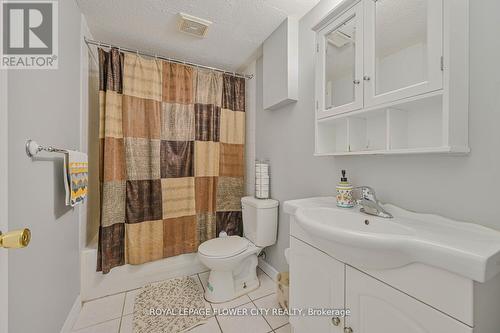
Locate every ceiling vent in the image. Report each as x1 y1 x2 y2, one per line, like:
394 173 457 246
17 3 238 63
178 13 212 38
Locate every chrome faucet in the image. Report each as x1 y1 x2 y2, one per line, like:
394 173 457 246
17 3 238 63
353 186 393 218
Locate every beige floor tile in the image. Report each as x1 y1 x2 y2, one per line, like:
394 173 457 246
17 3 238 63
216 303 272 333
198 271 210 291
191 274 213 314
123 289 141 316
187 316 221 332
210 294 252 310
119 314 133 333
274 323 291 333
72 318 120 333
73 293 125 330
248 269 275 300
252 293 288 329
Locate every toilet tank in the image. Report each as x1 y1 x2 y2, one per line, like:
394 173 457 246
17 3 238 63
241 196 279 247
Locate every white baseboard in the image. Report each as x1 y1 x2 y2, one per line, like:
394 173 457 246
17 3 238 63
258 258 280 281
60 294 81 333
81 248 208 301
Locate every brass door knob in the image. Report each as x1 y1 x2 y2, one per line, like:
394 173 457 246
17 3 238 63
332 317 341 326
0 229 31 249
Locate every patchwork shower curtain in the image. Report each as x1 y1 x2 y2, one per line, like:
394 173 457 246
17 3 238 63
97 48 245 273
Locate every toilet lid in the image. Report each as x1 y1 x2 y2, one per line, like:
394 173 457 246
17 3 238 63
198 236 250 258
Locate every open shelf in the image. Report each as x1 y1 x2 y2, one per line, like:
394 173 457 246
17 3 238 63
348 110 387 152
315 92 468 156
388 94 443 150
316 117 348 154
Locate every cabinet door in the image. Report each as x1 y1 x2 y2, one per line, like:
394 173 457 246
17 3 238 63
363 0 443 107
316 2 364 118
289 237 345 333
344 267 473 333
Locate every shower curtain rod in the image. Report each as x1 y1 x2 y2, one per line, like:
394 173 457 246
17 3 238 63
84 37 254 80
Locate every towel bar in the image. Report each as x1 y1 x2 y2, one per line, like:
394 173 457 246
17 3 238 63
25 139 69 158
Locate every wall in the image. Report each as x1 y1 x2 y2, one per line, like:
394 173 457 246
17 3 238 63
255 0 500 273
7 0 83 332
244 61 257 197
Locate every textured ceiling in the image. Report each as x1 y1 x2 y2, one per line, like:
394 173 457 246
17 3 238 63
77 0 321 72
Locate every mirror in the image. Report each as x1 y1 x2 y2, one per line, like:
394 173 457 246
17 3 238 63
375 0 428 95
324 14 357 109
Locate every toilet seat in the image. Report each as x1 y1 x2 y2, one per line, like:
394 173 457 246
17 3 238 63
198 236 250 258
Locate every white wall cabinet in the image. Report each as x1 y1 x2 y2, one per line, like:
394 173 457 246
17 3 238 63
316 3 363 117
314 0 469 155
263 17 299 110
363 0 444 107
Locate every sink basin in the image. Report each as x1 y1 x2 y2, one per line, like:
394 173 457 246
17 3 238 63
288 198 500 282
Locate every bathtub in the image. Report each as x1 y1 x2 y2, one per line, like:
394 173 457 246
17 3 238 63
80 246 207 301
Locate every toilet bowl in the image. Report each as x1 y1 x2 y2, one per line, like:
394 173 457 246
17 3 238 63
198 236 261 303
197 197 279 303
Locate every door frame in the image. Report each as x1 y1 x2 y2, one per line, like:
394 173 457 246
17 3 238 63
0 66 8 333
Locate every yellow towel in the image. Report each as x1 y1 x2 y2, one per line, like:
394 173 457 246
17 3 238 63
64 150 88 207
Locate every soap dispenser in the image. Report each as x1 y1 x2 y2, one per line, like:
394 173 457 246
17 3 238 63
336 170 354 208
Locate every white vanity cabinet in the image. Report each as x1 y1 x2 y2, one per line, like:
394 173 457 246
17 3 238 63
289 236 478 333
345 267 472 333
285 198 500 333
289 237 345 332
314 0 469 155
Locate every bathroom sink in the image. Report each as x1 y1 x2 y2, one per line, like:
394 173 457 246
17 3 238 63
289 199 500 282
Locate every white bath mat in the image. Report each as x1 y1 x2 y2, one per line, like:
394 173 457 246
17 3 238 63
133 276 208 333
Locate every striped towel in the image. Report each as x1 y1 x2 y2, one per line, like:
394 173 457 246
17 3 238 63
63 150 88 207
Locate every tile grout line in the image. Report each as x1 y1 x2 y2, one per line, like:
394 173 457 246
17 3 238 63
83 289 134 304
118 291 127 333
214 314 224 333
196 274 206 292
249 291 276 302
72 316 122 332
273 322 289 331
250 298 274 333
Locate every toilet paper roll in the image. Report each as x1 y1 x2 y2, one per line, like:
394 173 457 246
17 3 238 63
256 178 270 185
255 183 270 191
256 189 269 199
255 164 269 173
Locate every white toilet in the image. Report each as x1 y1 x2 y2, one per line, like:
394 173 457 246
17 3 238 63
197 196 279 303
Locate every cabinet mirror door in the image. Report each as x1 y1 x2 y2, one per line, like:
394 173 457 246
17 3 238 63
364 0 443 107
317 3 363 118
